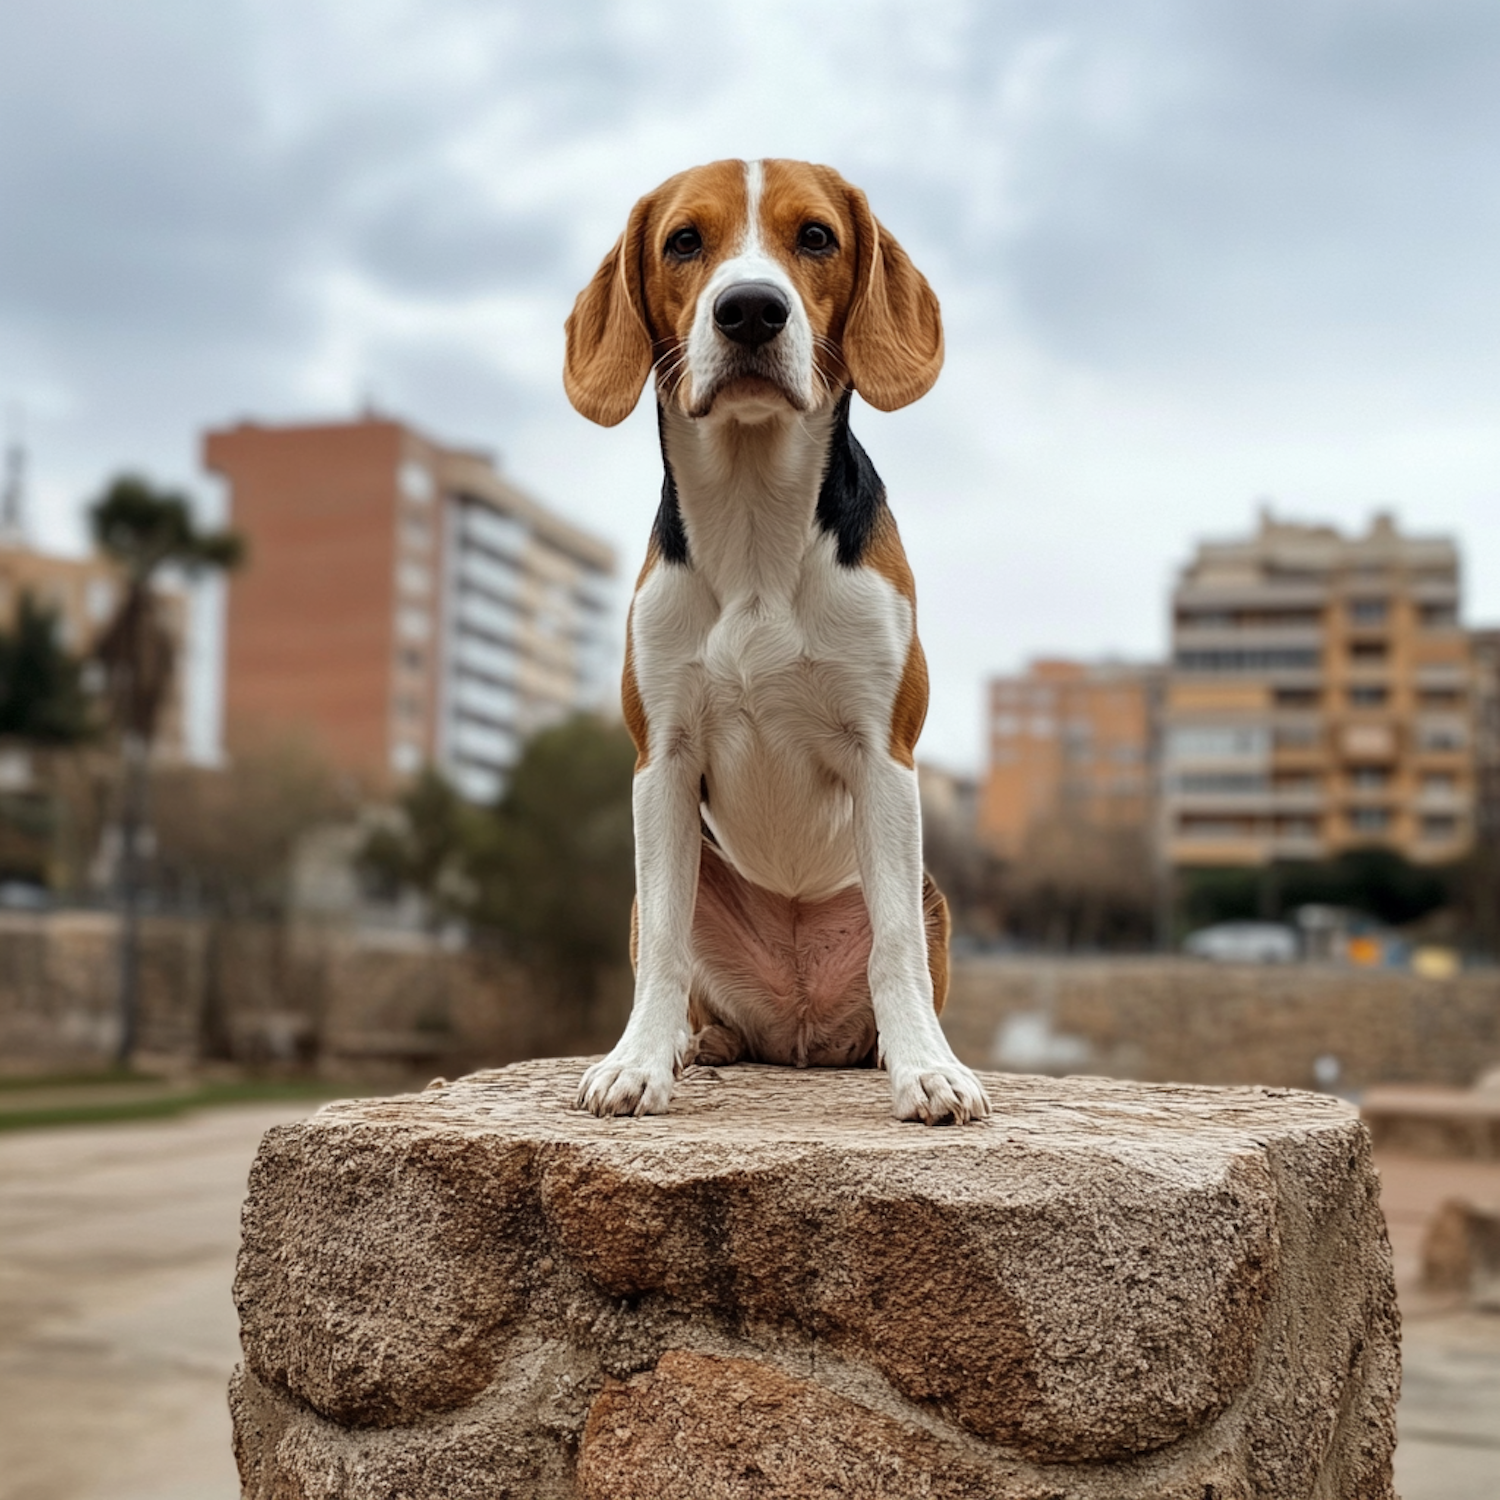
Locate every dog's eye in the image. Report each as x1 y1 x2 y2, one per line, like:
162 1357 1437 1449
666 227 702 259
797 222 837 254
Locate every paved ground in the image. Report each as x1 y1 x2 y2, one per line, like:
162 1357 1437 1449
0 1105 314 1500
0 1108 1497 1499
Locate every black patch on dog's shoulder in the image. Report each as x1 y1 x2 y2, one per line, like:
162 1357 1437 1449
815 392 885 567
653 403 691 566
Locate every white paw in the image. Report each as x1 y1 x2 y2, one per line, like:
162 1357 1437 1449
889 1060 992 1126
575 1052 677 1117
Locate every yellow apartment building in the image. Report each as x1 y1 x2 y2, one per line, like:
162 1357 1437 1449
1164 511 1475 868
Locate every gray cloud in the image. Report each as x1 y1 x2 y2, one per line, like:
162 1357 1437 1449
1 0 1498 767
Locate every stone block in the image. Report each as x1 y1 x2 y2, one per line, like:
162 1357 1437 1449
232 1059 1399 1498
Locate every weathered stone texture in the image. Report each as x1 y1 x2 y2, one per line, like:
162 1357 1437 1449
232 1058 1399 1499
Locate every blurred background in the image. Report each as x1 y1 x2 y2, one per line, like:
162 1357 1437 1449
2 2 1499 1498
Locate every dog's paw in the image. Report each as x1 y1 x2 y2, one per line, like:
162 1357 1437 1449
574 1053 676 1118
889 1060 992 1126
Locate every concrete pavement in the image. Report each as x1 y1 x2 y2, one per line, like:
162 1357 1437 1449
1 1105 1497 1499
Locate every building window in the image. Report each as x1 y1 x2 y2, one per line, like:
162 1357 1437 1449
402 517 431 553
1276 817 1320 838
1166 725 1269 761
1418 721 1467 752
1348 807 1392 833
1274 688 1320 709
399 461 434 505
1273 773 1318 792
1175 648 1320 672
399 648 425 674
390 741 423 774
1419 603 1457 629
1274 722 1321 749
1348 642 1387 664
397 560 430 598
1420 814 1458 841
86 577 117 623
1421 772 1457 793
397 605 431 642
1178 817 1257 840
1348 767 1390 790
1347 685 1388 708
1347 598 1388 625
992 714 1019 737
1174 772 1267 794
1417 688 1463 709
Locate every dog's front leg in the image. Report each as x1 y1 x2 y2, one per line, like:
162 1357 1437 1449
852 756 992 1125
575 748 701 1117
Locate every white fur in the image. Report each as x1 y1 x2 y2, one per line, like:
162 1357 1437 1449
683 160 818 416
576 162 989 1125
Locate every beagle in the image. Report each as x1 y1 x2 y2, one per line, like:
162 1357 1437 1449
565 158 991 1126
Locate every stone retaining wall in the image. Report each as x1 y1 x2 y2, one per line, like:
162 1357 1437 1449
945 954 1500 1091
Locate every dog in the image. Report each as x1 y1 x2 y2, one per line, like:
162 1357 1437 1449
564 158 991 1126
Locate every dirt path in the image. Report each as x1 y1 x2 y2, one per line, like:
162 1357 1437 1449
1 1109 1498 1499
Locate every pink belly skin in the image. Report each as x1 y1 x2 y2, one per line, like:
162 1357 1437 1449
689 842 879 1068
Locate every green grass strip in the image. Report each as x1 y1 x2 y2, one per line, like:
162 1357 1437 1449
0 1079 369 1132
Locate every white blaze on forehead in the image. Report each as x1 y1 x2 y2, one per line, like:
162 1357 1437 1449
681 156 816 413
742 159 765 257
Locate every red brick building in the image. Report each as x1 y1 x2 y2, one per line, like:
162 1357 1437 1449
204 417 615 797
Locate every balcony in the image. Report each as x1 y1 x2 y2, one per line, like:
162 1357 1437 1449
1172 624 1324 652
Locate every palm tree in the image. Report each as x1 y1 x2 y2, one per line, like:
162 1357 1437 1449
89 475 245 1064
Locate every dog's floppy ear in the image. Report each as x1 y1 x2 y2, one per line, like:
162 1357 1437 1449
564 195 656 427
842 187 944 412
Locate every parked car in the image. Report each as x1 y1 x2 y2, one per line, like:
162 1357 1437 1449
1183 921 1298 964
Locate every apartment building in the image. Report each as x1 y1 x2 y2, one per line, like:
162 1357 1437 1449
204 417 615 801
1163 511 1475 868
1473 627 1500 855
979 659 1161 859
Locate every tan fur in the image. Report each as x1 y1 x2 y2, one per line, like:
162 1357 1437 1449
863 509 928 768
563 159 943 426
923 875 951 1012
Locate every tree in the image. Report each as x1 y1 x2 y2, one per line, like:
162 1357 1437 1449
361 717 638 1038
468 716 637 1010
89 474 245 1063
0 592 97 887
358 765 484 928
0 591 95 743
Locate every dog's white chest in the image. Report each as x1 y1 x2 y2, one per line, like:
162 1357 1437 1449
632 544 914 900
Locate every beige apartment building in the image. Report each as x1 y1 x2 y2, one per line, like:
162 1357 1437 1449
1163 511 1475 868
1473 627 1500 856
205 416 616 800
0 537 189 758
979 658 1161 859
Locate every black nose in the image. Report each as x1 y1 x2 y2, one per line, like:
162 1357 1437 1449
713 281 790 348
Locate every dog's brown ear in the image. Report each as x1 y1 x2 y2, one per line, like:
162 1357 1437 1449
842 187 944 412
564 196 655 427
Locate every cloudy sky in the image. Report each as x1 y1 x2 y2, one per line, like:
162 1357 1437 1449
3 0 1499 771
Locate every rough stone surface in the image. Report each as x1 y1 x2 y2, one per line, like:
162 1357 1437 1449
232 1058 1399 1499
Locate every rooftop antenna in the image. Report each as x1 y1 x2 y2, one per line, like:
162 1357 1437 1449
1 402 25 544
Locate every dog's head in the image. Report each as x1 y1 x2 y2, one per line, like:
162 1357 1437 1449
564 159 943 427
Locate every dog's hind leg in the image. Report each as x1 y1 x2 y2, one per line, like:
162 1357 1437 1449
684 1006 748 1068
